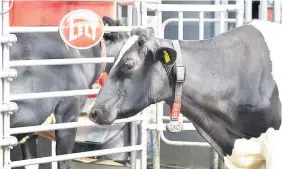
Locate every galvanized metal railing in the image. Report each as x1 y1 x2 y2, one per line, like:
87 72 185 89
1 1 282 169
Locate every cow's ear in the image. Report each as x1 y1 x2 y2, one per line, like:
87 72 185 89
102 16 115 26
154 47 177 65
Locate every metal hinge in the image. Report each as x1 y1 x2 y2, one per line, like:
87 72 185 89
0 136 18 147
0 34 17 45
0 69 17 80
0 102 18 113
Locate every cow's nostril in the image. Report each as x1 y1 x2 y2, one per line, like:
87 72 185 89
90 111 97 119
89 105 105 123
89 109 99 122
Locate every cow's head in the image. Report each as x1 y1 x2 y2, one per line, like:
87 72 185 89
89 27 178 125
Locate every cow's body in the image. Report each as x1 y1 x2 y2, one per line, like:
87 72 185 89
174 21 281 157
91 20 282 168
10 31 102 169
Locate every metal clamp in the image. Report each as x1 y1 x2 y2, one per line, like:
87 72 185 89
166 121 183 132
1 136 18 147
0 69 17 79
0 102 18 113
176 65 186 82
0 34 17 44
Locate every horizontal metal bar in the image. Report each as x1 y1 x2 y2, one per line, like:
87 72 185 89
10 145 143 168
162 116 190 122
160 132 211 147
148 4 240 12
163 18 236 27
9 26 143 33
147 123 195 131
10 116 143 135
10 89 100 101
10 57 114 67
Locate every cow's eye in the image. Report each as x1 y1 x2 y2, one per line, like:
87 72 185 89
124 60 136 70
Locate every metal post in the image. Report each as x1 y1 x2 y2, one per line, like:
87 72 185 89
244 0 253 23
157 11 163 38
0 0 4 168
153 103 162 169
127 5 133 26
152 10 163 169
130 121 137 169
220 11 225 33
141 0 148 28
140 108 148 169
273 0 281 23
178 11 183 40
133 2 141 26
199 11 204 40
140 2 148 168
51 141 57 169
130 3 141 168
117 3 123 21
2 0 11 168
213 0 220 37
259 0 268 21
236 0 244 27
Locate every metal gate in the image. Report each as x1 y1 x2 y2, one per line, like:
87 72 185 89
0 1 281 169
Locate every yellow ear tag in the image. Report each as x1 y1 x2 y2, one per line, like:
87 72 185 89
105 23 109 26
163 50 170 63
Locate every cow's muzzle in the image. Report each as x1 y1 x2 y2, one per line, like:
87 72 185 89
89 105 114 125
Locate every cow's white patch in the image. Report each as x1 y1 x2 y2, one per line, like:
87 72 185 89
25 164 39 169
110 35 139 70
224 128 282 169
248 20 282 103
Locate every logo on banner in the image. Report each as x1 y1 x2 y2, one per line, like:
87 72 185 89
59 9 105 49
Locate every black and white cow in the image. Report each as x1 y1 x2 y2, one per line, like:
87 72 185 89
90 20 282 168
9 16 129 169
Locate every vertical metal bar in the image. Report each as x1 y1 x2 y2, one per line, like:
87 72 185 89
141 1 148 28
157 11 163 38
141 2 148 169
236 0 244 27
0 0 4 168
259 0 268 21
117 3 122 21
273 0 281 23
153 102 163 169
133 2 141 26
130 2 141 167
199 11 204 40
51 141 57 169
178 11 183 40
244 0 252 23
3 0 11 168
127 5 133 26
130 121 137 169
213 0 220 37
220 11 225 33
152 10 162 169
141 108 148 169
